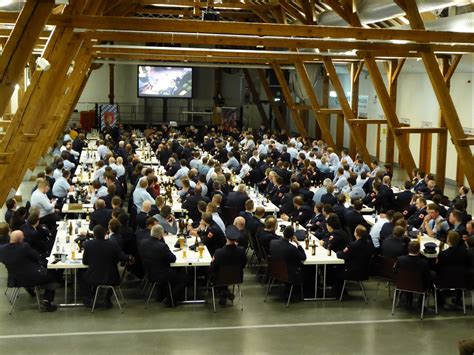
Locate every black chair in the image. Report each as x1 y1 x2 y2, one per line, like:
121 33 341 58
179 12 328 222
372 255 396 301
434 267 467 314
391 269 431 320
264 256 303 307
208 264 244 312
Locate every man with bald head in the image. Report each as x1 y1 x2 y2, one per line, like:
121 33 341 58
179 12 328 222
225 216 247 250
136 200 153 230
0 230 58 311
89 199 112 230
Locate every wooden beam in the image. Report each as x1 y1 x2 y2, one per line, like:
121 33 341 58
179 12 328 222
349 61 363 156
322 57 371 164
436 57 449 190
0 13 470 45
386 59 405 164
294 61 335 146
444 54 462 83
271 62 308 137
0 0 54 119
455 138 474 146
256 69 289 133
394 127 448 134
317 108 343 114
391 58 406 82
363 55 417 178
347 119 387 125
242 68 271 128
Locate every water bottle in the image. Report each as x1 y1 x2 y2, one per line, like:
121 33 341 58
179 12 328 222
372 211 377 223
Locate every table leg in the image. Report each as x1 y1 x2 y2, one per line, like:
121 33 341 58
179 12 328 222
314 264 319 299
193 266 197 302
64 269 68 304
74 269 77 305
323 265 327 299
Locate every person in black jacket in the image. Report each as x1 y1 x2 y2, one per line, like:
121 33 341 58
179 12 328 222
320 184 337 206
395 181 414 212
279 182 300 216
182 185 210 225
4 198 16 226
344 199 372 237
335 225 375 297
290 196 313 227
89 199 113 230
224 184 248 212
0 230 57 311
190 213 225 256
381 225 409 259
210 226 247 306
319 213 348 253
407 196 428 230
139 224 184 305
82 225 132 308
21 211 51 264
257 216 280 257
269 226 306 284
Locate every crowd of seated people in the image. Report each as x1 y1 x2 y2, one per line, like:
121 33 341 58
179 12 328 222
0 122 473 312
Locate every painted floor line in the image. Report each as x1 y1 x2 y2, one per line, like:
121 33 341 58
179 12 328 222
0 315 473 340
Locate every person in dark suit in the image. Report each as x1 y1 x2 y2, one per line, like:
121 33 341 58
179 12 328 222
100 184 116 210
224 184 248 212
335 225 375 296
381 225 409 259
269 226 306 285
108 218 124 250
89 199 113 230
190 213 225 256
21 211 51 264
451 186 469 211
182 185 210 224
395 181 414 212
165 158 180 177
82 225 132 308
210 225 247 306
0 230 57 311
290 196 313 227
136 217 157 245
407 196 428 230
269 176 287 206
136 200 153 230
4 198 16 225
72 133 85 154
279 182 300 216
380 211 404 243
257 216 280 257
0 222 9 244
307 203 326 232
319 213 348 253
449 209 468 242
139 224 184 305
321 184 337 206
394 241 433 302
343 199 371 237
243 205 265 239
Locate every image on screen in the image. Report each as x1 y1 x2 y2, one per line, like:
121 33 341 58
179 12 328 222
138 66 193 98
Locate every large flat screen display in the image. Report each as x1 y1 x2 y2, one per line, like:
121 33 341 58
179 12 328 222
137 66 193 98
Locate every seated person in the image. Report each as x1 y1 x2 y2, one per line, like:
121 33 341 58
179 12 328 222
0 230 58 311
82 225 133 308
380 225 409 259
257 216 279 257
209 226 247 306
153 205 178 235
319 213 348 253
89 199 112 230
189 212 225 256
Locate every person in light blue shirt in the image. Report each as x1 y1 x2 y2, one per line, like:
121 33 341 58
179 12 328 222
97 140 110 160
174 159 189 188
133 179 155 212
189 152 202 171
333 167 348 191
52 170 73 198
313 178 332 204
317 156 331 174
90 180 108 205
352 157 370 175
348 176 366 200
223 151 240 172
153 205 177 235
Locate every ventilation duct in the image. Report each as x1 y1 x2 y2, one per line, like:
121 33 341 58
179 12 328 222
317 0 472 26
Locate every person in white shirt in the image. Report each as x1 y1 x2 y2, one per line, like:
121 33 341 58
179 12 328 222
369 160 381 178
53 162 64 181
333 167 348 191
341 150 354 167
97 140 110 160
287 143 298 162
244 135 255 151
327 147 340 168
114 157 126 178
238 158 251 180
93 160 107 184
207 203 225 234
257 140 268 155
30 180 58 228
370 209 389 249
52 170 74 199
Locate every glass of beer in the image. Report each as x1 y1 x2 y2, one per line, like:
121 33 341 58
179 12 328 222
182 248 187 258
198 243 204 258
71 250 76 260
179 235 185 249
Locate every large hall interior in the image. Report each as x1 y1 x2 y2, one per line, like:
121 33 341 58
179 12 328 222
0 1 473 354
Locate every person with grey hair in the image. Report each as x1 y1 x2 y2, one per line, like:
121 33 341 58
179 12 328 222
313 178 332 204
138 224 184 306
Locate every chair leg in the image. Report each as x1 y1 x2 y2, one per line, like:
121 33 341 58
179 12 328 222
359 282 368 304
91 286 101 313
391 289 397 315
471 290 474 311
264 278 274 302
462 289 466 315
339 280 346 302
204 279 210 300
9 288 20 315
373 282 380 302
168 283 174 308
420 293 426 320
434 288 438 315
111 287 123 313
211 287 216 313
231 285 235 304
300 282 304 301
239 285 243 311
117 287 125 305
34 287 41 311
286 284 294 308
145 283 157 307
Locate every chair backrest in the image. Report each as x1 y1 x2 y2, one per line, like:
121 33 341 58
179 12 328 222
437 266 467 289
373 255 396 280
214 264 244 287
395 269 425 293
266 256 289 283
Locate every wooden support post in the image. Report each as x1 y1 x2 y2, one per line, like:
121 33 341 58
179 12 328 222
0 0 54 119
294 61 335 146
349 61 363 156
363 55 417 178
271 63 308 137
319 67 330 140
108 63 115 104
336 113 344 150
256 69 289 133
419 133 432 173
322 57 371 164
242 68 270 128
